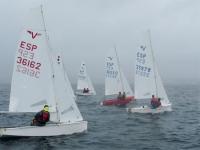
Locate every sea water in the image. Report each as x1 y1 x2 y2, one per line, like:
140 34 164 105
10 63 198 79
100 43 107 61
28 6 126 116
0 82 199 150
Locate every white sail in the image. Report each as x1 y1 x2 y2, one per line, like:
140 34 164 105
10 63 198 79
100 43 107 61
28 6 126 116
52 54 83 123
9 7 57 112
134 33 170 105
59 53 76 99
121 71 134 96
77 62 96 94
105 48 133 96
64 70 76 99
155 66 170 105
87 76 96 95
0 5 87 137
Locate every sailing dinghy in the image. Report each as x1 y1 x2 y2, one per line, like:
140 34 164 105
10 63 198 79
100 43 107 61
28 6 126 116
75 62 96 96
101 48 134 106
127 32 172 113
0 6 87 137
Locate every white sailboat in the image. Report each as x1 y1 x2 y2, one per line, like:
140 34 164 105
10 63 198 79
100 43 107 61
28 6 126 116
0 6 87 137
75 62 96 96
127 32 172 113
101 48 134 106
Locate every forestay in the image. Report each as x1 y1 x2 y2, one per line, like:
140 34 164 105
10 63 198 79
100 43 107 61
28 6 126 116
105 48 133 96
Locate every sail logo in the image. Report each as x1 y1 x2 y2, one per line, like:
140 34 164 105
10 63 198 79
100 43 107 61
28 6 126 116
140 45 146 51
27 30 41 39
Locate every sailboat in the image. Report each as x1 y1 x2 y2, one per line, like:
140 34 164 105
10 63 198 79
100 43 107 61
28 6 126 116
101 48 134 106
127 32 172 113
75 62 96 96
0 6 87 137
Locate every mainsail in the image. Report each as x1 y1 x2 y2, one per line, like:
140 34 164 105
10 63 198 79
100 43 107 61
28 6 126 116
105 48 133 96
9 7 56 112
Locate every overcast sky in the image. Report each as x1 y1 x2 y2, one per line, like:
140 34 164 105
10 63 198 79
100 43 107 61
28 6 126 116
0 0 199 84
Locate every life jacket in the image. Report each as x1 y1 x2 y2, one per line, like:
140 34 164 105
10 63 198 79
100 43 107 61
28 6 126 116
42 111 49 122
151 98 161 108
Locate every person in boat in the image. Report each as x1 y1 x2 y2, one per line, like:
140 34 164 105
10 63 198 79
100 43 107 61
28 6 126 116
151 95 161 109
117 92 122 99
83 88 86 93
31 105 50 126
86 88 89 93
122 92 126 99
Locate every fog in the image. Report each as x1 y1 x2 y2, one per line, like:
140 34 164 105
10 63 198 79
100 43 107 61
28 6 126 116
0 0 199 84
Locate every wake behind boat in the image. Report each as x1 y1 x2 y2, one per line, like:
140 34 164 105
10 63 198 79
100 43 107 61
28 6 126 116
101 48 134 106
127 104 172 114
127 31 172 113
0 5 87 137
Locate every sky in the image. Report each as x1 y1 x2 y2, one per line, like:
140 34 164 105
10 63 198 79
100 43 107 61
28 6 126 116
0 0 199 84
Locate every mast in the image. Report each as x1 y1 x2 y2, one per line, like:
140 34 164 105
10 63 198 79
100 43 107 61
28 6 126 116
114 46 125 93
40 5 60 122
148 30 158 97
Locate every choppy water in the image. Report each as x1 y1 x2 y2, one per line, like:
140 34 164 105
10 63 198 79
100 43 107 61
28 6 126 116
0 82 199 150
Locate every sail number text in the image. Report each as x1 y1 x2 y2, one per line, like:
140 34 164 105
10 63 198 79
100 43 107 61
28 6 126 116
136 51 151 78
106 62 118 78
17 57 41 70
20 41 37 51
15 40 41 78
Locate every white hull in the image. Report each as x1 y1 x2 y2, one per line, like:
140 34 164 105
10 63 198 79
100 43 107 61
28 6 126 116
0 120 87 137
127 104 172 114
75 91 95 96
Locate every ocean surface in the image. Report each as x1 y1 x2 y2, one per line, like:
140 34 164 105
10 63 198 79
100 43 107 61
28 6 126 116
0 82 199 150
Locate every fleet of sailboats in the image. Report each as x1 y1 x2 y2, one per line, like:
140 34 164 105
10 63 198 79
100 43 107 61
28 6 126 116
0 4 173 138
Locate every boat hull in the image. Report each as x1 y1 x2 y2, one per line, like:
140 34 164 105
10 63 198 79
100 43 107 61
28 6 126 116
126 104 172 113
101 96 134 106
0 120 87 137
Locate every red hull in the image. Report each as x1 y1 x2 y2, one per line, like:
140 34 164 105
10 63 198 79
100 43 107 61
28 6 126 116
101 96 134 106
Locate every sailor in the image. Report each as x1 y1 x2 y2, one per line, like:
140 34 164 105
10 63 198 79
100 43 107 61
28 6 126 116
31 105 50 126
83 88 86 93
117 92 122 99
151 95 161 109
86 88 89 93
122 92 126 99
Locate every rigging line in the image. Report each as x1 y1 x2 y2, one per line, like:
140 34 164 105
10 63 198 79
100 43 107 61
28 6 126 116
148 30 158 97
114 46 125 93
